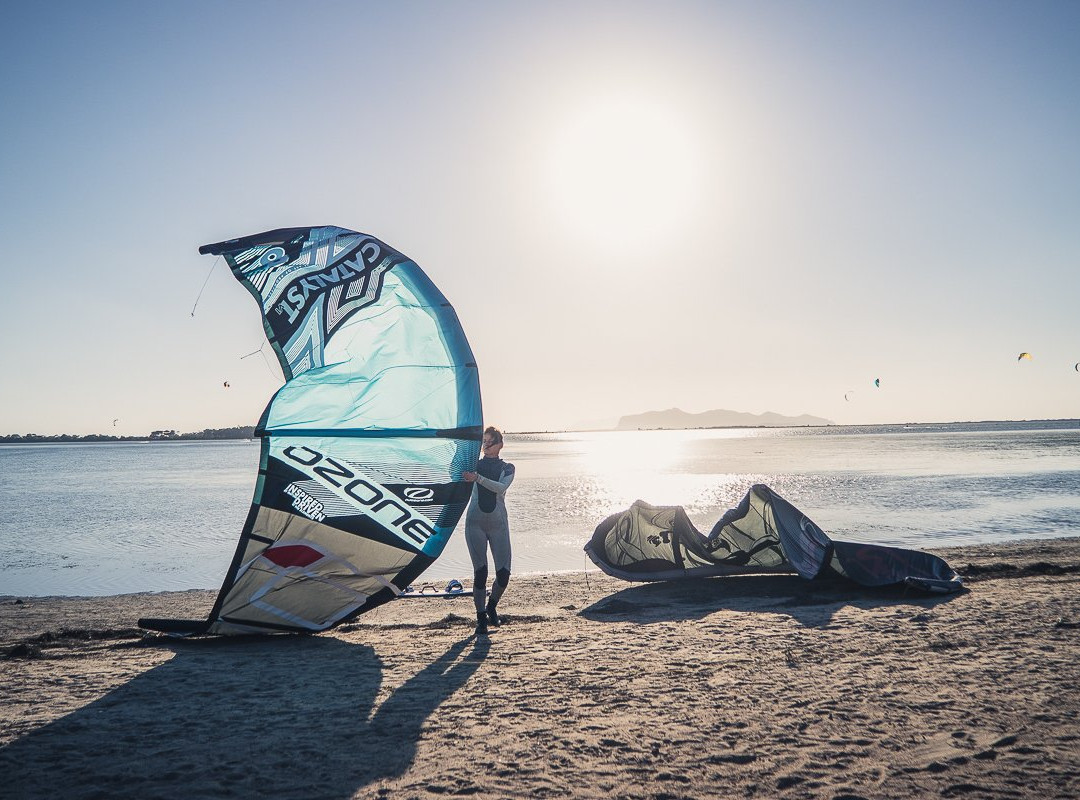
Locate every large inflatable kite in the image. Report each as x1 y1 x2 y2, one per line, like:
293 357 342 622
140 226 482 635
585 484 962 593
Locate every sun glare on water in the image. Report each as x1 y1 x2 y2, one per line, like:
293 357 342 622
544 93 701 253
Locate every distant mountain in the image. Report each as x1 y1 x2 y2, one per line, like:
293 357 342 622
566 416 621 432
616 408 833 430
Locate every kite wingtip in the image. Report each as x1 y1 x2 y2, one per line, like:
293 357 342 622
137 618 211 635
198 241 230 256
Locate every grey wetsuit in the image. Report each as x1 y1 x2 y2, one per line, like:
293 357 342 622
465 457 515 614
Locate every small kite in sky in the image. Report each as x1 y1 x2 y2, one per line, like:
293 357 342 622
223 381 231 388
873 378 881 388
844 391 856 402
1018 352 1032 361
113 418 119 427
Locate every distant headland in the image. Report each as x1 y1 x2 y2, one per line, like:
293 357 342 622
0 426 257 444
615 408 833 430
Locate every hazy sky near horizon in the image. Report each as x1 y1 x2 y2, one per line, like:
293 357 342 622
2 0 1078 435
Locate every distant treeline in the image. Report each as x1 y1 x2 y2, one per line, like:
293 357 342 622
0 426 258 444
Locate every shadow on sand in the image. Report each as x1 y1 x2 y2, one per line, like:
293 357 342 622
2 633 489 799
580 574 964 627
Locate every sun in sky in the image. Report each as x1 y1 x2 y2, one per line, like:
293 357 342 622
543 91 703 253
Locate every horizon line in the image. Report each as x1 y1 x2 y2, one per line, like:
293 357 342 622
3 417 1078 442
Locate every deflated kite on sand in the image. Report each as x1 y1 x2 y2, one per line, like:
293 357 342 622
585 484 962 593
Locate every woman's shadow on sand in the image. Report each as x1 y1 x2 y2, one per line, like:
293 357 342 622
2 633 489 799
581 574 963 627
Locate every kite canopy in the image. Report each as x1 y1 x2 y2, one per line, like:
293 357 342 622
584 484 963 593
140 226 481 636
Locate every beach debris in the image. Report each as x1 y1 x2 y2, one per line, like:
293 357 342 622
139 226 482 637
585 484 963 593
32 627 142 643
705 753 758 765
591 598 642 615
3 643 43 660
4 627 143 659
959 561 1080 580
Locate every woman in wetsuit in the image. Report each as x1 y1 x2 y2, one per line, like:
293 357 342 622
462 426 515 636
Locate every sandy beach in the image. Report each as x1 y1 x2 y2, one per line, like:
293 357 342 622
2 537 1078 800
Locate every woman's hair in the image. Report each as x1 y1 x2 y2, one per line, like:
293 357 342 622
484 426 503 444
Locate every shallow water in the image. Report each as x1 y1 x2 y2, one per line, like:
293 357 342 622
1 422 1078 597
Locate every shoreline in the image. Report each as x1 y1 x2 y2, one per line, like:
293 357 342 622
3 535 1077 606
3 537 1078 798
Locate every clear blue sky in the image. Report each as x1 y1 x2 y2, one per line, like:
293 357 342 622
2 0 1078 435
